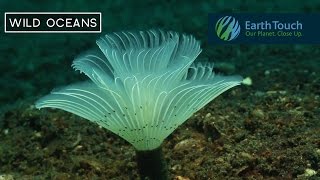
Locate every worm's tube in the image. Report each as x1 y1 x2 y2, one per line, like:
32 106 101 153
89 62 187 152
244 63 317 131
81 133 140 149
136 146 168 180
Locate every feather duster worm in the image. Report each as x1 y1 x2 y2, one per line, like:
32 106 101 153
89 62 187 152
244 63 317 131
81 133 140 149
36 30 242 179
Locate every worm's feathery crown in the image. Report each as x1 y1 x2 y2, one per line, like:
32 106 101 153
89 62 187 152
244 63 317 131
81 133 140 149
36 30 242 150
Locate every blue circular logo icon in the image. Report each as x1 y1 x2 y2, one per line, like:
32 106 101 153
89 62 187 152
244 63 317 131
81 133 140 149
215 16 240 41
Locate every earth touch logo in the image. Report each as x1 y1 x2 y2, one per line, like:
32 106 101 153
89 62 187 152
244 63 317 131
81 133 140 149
210 14 319 44
215 16 240 41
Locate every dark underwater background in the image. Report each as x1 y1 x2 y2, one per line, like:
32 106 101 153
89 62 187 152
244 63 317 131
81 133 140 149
0 0 319 179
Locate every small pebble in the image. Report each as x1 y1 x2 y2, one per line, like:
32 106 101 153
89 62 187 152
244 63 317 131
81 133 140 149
175 176 190 180
174 138 201 151
171 164 182 171
252 109 265 119
264 70 270 76
254 91 265 97
34 132 42 138
74 145 83 151
0 174 14 180
3 129 9 135
304 168 317 177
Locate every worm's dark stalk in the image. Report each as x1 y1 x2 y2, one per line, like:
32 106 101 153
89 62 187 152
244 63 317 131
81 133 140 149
136 146 168 180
